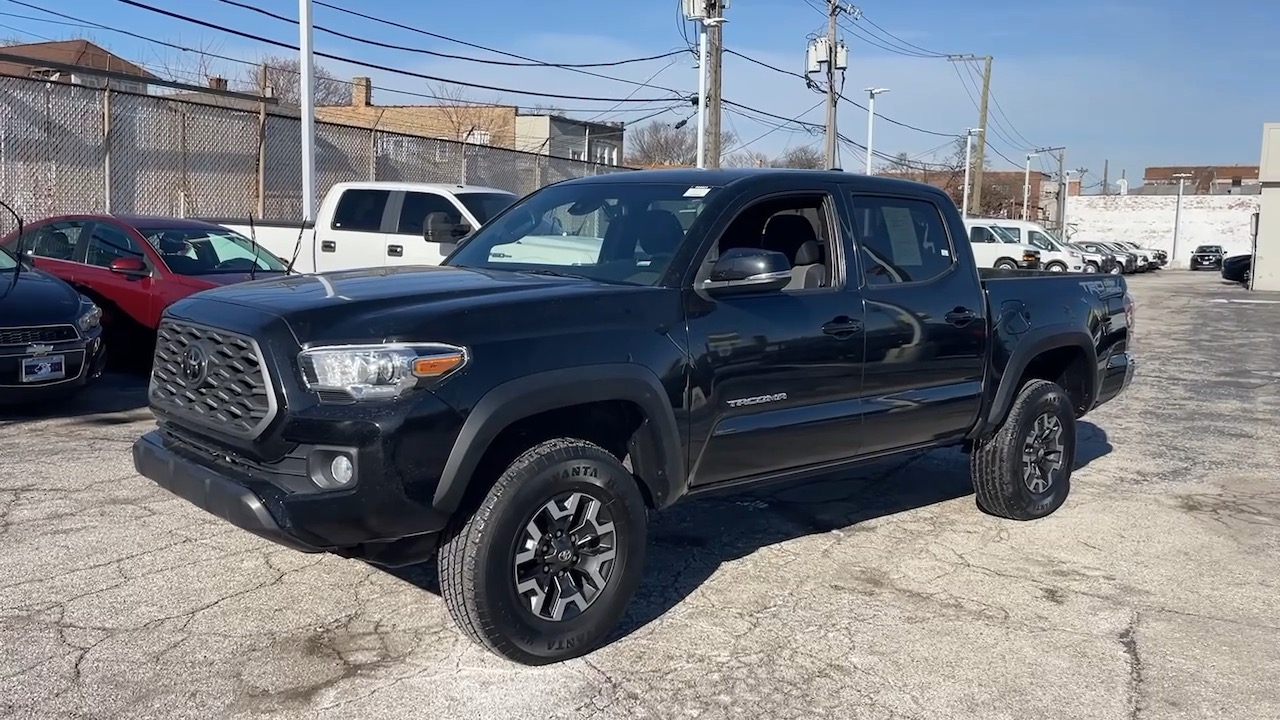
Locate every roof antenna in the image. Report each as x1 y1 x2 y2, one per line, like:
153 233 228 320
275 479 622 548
246 213 259 281
0 200 24 278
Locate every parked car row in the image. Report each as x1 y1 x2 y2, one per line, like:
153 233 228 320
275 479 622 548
961 217 1165 276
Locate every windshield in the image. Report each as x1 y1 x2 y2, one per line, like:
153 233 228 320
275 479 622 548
455 192 518 225
139 227 287 275
1194 245 1222 253
989 226 1021 243
445 182 712 286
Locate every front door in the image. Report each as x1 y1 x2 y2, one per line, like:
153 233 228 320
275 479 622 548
684 189 867 487
843 191 988 456
389 190 464 266
315 187 396 272
76 221 158 329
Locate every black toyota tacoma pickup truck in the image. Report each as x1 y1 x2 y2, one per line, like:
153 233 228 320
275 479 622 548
132 169 1136 665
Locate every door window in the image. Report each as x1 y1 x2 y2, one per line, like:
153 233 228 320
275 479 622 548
996 226 1022 240
330 189 390 232
703 194 839 292
1026 230 1057 252
21 221 86 261
84 223 145 267
397 192 462 235
969 226 997 243
849 195 954 285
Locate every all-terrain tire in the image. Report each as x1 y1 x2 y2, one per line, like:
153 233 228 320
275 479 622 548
970 379 1076 521
437 438 648 665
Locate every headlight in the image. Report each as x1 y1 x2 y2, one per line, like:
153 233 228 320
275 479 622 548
76 299 102 332
298 343 467 399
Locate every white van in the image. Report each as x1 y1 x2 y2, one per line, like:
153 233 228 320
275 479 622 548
971 218 1085 273
961 219 1043 270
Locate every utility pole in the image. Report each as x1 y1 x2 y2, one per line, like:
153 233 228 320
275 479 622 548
299 0 316 221
1034 145 1066 232
807 1 850 168
948 54 993 212
1172 171 1193 264
705 0 726 168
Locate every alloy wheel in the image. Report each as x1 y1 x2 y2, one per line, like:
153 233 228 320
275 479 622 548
1022 412 1065 494
513 491 617 622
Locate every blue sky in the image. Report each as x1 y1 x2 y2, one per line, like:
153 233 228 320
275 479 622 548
2 0 1276 187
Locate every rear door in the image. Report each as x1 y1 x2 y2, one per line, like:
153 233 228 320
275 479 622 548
315 188 395 272
843 190 988 455
388 190 465 266
7 220 89 283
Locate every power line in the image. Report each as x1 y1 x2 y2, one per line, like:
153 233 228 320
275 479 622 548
723 47 958 138
723 98 824 154
857 14 953 58
958 61 1029 151
3 1 680 115
112 0 684 104
216 0 684 70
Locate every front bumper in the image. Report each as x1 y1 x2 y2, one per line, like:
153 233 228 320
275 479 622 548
133 420 456 563
0 333 106 407
1016 258 1041 269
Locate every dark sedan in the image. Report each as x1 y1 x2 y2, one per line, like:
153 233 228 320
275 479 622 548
0 246 107 406
1190 245 1225 271
1221 254 1253 285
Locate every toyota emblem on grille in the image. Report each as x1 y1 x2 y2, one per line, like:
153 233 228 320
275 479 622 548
181 344 209 385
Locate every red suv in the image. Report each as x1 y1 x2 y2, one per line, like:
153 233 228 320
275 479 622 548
0 214 288 349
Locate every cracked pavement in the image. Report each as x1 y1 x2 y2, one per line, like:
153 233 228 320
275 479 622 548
2 271 1279 719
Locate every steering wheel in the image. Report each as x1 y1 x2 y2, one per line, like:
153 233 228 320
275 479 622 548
214 257 259 271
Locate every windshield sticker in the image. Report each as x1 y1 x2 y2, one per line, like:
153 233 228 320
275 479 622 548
683 185 713 198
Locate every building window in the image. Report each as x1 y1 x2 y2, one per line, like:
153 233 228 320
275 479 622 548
570 150 583 161
464 129 491 146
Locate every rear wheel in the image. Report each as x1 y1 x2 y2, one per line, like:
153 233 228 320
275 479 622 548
970 379 1075 521
437 438 648 665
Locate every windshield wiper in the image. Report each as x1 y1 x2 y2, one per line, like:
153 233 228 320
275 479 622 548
520 268 594 280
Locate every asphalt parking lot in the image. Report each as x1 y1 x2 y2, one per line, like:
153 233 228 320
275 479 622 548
3 270 1278 720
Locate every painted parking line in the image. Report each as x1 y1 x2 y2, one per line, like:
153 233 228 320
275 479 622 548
1209 298 1280 304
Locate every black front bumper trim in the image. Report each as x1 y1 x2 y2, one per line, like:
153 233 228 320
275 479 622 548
133 430 323 554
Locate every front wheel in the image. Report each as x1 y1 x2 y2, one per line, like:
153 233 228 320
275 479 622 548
969 379 1076 521
1083 262 1099 273
437 438 648 665
1045 261 1067 273
994 259 1018 270
1108 265 1122 275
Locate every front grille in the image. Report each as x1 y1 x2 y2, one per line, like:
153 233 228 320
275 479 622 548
150 319 276 438
0 324 78 346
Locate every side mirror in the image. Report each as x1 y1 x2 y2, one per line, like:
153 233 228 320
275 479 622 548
108 257 148 276
701 248 791 296
424 218 472 243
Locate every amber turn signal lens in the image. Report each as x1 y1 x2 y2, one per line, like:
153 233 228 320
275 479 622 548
411 353 464 377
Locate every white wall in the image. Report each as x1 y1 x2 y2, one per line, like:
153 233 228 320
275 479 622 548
1256 123 1280 291
1065 194 1259 266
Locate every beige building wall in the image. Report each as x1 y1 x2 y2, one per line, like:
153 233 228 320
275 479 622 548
314 77 518 148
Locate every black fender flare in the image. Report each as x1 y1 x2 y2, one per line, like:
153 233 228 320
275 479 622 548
977 325 1099 436
432 364 685 514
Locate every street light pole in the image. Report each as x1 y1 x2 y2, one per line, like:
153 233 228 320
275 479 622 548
1022 152 1037 221
299 0 316 221
864 87 889 174
695 27 708 168
1171 172 1192 265
961 128 982 218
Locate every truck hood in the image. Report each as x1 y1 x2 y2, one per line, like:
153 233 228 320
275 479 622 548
177 264 649 341
0 265 84 326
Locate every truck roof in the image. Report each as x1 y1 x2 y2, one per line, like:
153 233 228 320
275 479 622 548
554 167 947 197
327 180 514 196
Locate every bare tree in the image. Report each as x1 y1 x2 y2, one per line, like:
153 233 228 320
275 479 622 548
242 55 350 106
524 103 565 116
772 145 824 169
424 83 510 143
625 120 737 167
147 36 225 88
879 140 1016 216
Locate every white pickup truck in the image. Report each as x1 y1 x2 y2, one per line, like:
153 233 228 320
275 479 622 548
199 181 518 274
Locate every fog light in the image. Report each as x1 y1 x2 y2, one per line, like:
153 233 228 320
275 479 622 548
330 455 354 486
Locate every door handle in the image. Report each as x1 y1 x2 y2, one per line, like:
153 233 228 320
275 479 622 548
320 240 336 252
387 244 403 257
822 317 863 338
944 308 978 326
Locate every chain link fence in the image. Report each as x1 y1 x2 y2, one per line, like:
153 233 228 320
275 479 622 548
0 75 632 225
